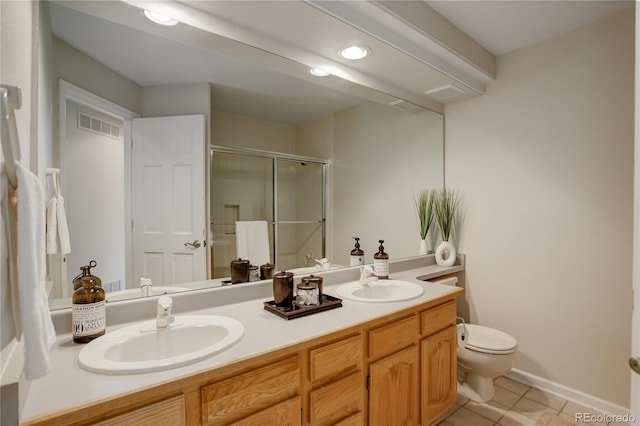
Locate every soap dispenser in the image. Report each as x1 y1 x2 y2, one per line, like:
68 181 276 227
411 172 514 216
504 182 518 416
373 240 389 279
72 263 106 343
350 237 365 266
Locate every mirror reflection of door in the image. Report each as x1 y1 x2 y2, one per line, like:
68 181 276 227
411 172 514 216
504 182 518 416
210 150 326 278
131 115 206 286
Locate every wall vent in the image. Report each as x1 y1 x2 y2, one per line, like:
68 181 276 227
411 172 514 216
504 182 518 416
103 280 123 293
424 84 465 101
388 99 424 113
78 111 121 140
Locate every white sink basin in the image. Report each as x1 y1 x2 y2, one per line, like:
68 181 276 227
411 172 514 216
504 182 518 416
105 286 189 302
77 315 244 375
336 280 424 303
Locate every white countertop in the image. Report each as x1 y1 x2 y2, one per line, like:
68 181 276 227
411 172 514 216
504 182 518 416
22 255 464 422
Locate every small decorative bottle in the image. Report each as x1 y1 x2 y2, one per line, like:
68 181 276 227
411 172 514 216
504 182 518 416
373 239 389 279
72 265 106 343
350 237 365 266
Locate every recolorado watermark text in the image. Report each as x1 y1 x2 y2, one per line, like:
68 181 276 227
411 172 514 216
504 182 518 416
575 412 637 424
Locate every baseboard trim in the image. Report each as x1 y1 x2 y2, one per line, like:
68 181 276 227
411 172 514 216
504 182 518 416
507 369 630 418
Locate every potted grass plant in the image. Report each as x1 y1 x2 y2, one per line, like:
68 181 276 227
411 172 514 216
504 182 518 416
414 189 435 255
434 188 461 266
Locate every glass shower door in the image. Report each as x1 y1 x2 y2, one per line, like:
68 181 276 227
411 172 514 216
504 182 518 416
275 159 325 271
210 152 273 278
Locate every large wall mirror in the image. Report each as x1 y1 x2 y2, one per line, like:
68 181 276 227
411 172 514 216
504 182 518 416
44 1 443 309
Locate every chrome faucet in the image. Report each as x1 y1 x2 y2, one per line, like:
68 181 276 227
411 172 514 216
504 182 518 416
156 296 175 329
359 265 378 286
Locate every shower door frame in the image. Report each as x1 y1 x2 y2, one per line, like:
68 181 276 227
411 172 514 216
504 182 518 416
210 144 328 274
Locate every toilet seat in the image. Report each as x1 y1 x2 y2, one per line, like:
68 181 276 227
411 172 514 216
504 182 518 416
464 324 517 355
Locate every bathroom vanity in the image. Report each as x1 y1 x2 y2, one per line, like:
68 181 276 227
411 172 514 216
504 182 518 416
21 256 464 426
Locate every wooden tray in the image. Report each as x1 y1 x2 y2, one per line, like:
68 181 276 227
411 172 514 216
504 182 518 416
264 294 342 320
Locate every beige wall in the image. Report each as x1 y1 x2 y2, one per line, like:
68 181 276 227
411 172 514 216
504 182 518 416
1 1 36 171
141 83 210 119
332 102 444 265
53 38 141 114
211 111 295 153
445 9 634 407
295 114 334 159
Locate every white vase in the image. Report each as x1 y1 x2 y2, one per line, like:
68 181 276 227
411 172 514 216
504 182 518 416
419 239 428 255
435 240 456 267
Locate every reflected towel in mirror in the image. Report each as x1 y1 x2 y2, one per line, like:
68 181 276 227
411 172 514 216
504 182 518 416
235 221 270 267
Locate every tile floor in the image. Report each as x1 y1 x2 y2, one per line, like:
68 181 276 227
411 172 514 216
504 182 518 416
438 376 630 426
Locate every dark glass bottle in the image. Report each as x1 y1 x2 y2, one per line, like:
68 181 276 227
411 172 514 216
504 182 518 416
72 270 106 343
350 237 365 266
72 260 102 291
373 239 389 279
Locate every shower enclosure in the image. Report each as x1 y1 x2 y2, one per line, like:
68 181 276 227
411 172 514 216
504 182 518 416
210 146 327 278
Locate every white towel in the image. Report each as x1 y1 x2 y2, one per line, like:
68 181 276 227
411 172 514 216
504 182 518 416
1 162 56 380
235 221 270 266
45 172 71 255
56 194 71 255
45 196 58 254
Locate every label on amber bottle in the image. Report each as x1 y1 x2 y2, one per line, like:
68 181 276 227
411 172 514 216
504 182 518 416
373 259 389 277
350 255 364 266
72 301 106 337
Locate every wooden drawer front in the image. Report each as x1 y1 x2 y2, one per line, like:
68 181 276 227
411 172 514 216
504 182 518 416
95 395 185 426
229 397 301 426
310 335 362 383
421 301 456 337
333 412 364 426
368 315 419 360
201 356 300 426
309 372 363 426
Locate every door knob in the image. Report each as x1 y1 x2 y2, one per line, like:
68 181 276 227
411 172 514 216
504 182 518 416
184 240 201 249
630 357 640 375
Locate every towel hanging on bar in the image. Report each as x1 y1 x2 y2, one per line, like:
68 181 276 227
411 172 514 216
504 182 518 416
45 168 71 255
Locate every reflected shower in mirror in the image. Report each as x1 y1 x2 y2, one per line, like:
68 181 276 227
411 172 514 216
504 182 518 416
210 148 327 279
43 1 444 309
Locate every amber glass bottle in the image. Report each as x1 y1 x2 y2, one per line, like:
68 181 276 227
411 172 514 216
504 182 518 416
72 260 102 291
350 237 365 266
373 239 389 279
72 271 106 343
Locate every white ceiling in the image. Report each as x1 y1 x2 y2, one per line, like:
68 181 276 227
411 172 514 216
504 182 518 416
49 2 371 125
49 0 634 125
425 0 633 56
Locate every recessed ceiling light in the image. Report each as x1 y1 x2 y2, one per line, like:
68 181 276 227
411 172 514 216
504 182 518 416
309 67 330 77
340 45 368 60
144 9 179 26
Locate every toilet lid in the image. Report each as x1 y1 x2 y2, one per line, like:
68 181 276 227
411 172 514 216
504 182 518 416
465 324 517 354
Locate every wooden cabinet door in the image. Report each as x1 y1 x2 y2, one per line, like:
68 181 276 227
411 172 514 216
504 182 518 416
369 345 419 426
421 326 457 423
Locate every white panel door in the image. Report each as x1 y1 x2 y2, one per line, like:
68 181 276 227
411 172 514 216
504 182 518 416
132 115 206 286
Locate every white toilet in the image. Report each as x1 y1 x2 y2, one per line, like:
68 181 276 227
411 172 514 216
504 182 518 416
457 323 518 402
